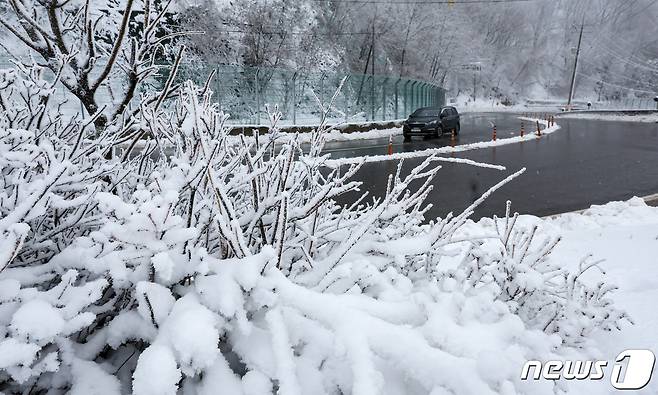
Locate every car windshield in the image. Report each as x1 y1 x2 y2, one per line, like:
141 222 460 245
411 108 440 117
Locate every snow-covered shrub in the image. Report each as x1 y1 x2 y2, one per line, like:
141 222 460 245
0 65 119 264
438 201 630 348
0 67 627 394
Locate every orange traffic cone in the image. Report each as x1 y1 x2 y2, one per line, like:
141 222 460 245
388 135 393 155
493 125 497 141
451 129 456 147
521 121 525 137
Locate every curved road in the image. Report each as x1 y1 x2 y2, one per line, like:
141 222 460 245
328 113 658 220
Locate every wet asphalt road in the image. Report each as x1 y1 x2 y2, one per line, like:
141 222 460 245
322 112 539 158
327 113 658 220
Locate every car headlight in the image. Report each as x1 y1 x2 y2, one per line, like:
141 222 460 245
428 120 438 125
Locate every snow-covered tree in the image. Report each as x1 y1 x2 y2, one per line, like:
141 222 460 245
0 0 182 129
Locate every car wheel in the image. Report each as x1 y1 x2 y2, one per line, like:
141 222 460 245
434 127 442 138
455 123 461 135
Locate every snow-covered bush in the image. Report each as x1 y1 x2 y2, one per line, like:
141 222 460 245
438 201 630 349
0 66 627 394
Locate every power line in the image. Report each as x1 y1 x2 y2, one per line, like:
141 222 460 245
578 58 656 92
576 72 656 95
307 0 537 4
590 41 658 74
599 37 658 73
205 30 371 36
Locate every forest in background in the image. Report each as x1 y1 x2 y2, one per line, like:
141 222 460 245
178 0 658 103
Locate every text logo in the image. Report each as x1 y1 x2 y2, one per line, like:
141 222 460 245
521 349 656 390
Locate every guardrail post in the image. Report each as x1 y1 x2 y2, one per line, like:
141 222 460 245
403 80 411 117
371 75 376 121
421 83 426 108
292 72 297 125
381 77 388 121
420 83 426 107
255 68 261 125
394 79 401 119
343 76 349 122
411 81 418 112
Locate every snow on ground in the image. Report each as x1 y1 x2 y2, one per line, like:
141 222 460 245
543 198 658 363
325 118 559 167
557 111 658 123
459 197 658 393
452 96 557 114
288 126 401 144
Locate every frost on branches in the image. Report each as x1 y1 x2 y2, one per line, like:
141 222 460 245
0 66 629 395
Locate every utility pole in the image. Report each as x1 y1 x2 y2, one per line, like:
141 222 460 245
462 62 481 103
567 20 584 111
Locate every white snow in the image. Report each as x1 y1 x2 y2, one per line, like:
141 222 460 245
159 294 220 375
462 197 658 392
136 281 176 328
132 344 182 395
0 279 20 302
69 358 122 395
543 198 658 367
291 127 402 144
9 300 65 344
0 339 39 370
557 111 658 123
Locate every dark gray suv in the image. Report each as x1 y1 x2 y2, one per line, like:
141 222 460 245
402 106 460 141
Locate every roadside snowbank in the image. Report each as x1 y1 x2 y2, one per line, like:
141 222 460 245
326 118 559 167
543 197 658 371
291 126 401 143
558 112 658 123
452 96 559 114
460 197 658 393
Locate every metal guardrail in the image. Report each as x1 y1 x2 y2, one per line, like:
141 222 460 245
0 56 445 125
174 65 446 126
